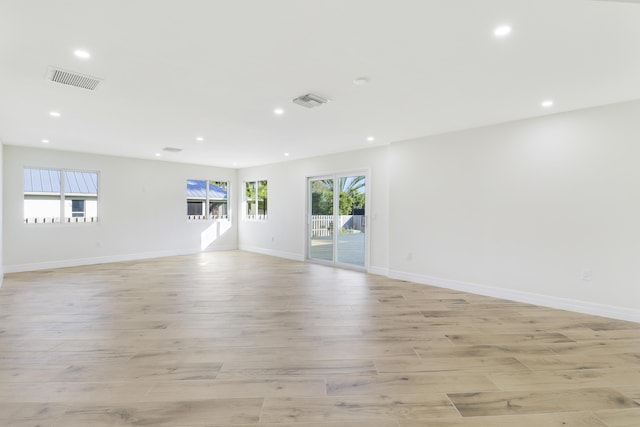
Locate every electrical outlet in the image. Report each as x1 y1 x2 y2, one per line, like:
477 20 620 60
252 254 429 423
582 269 593 282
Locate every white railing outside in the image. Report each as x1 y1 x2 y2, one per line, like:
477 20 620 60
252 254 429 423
24 216 98 224
187 214 229 221
246 214 268 221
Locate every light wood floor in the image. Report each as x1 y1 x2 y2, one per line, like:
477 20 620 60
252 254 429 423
1 251 639 427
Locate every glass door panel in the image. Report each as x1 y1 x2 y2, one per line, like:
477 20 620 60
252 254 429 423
309 178 334 262
336 175 366 267
308 174 367 269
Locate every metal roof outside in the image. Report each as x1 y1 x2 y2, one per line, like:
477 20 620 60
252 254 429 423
186 180 227 200
24 168 98 195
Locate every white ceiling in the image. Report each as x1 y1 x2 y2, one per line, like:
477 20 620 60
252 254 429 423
1 0 639 168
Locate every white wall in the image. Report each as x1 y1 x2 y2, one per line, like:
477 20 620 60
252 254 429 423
238 146 390 273
3 146 238 272
389 100 640 319
0 141 3 284
4 100 640 322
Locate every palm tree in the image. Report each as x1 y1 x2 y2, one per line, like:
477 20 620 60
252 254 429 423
318 176 365 193
313 176 365 215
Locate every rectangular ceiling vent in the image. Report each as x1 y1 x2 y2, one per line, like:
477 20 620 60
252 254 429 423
162 147 183 153
292 93 329 109
46 66 102 91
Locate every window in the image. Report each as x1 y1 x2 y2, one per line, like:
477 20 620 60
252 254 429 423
71 200 85 217
23 167 99 224
186 179 229 220
245 180 267 220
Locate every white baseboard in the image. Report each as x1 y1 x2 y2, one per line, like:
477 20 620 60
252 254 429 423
369 266 389 276
3 246 237 273
389 270 640 324
239 245 305 262
5 247 637 323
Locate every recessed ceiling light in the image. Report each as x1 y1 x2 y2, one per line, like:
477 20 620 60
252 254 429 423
494 25 512 37
74 49 91 59
274 108 284 115
284 152 290 157
233 162 238 167
41 139 50 144
541 100 554 108
196 137 204 142
353 77 370 85
367 136 375 142
155 153 161 157
49 111 61 117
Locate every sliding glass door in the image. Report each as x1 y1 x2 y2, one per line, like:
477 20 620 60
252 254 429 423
308 173 367 269
309 177 334 262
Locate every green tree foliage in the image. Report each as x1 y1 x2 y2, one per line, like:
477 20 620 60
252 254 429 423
311 176 365 215
246 180 268 215
258 180 267 214
311 180 333 215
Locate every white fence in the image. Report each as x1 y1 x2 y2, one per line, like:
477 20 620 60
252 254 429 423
312 215 365 237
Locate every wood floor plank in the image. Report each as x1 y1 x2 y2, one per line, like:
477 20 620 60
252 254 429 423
543 339 640 356
445 331 575 345
326 373 499 396
53 398 264 426
413 342 555 358
614 385 640 405
558 327 640 342
145 376 327 400
260 395 458 422
517 354 636 371
448 388 639 417
208 422 399 427
398 411 608 426
489 368 640 391
219 359 378 377
595 408 640 427
1 251 639 426
0 381 154 404
0 402 68 423
375 355 530 374
49 360 223 382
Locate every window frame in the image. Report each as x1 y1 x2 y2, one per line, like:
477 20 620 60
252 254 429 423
244 179 268 221
186 179 230 221
23 166 100 225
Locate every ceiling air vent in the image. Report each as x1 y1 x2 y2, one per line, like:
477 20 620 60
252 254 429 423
46 66 102 91
162 147 183 153
292 93 329 109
